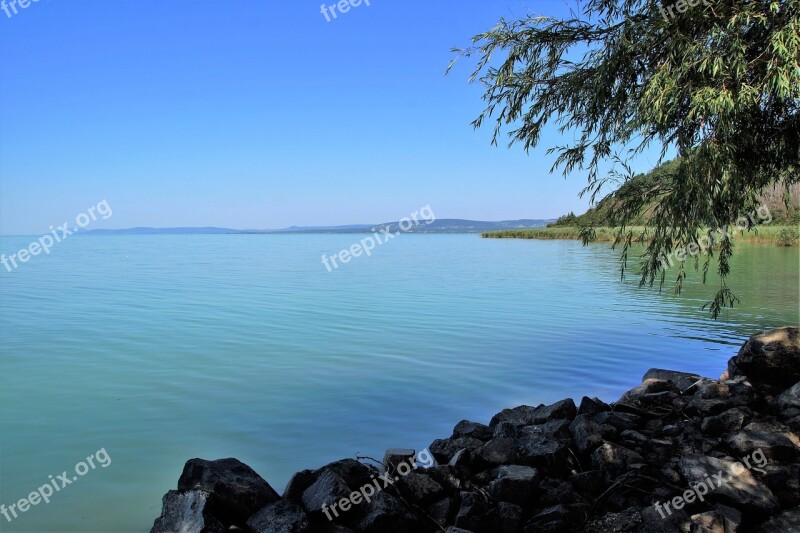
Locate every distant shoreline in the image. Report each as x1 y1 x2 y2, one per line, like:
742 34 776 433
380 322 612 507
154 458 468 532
482 225 799 245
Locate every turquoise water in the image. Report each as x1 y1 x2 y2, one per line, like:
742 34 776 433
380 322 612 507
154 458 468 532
0 234 797 532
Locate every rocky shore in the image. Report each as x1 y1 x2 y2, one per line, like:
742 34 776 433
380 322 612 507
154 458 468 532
152 326 800 532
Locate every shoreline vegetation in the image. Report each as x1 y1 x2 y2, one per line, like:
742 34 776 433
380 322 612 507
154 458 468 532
482 225 800 246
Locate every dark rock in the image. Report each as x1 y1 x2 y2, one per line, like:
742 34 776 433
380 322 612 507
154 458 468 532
753 506 800 532
595 411 641 432
151 490 225 533
678 454 779 515
492 421 517 439
395 471 445 505
529 399 578 424
639 504 692 532
523 418 573 439
644 368 705 392
538 479 582 507
762 463 800 508
725 420 800 462
515 429 575 476
283 469 317 502
301 470 352 516
355 491 426 533
473 438 518 468
570 414 605 455
787 415 800 435
591 443 644 476
427 465 466 493
689 510 726 532
485 501 523 533
454 491 490 531
569 470 605 496
776 381 800 412
583 508 643 532
383 449 415 475
316 525 354 533
453 420 493 442
618 378 681 407
490 398 577 427
687 397 730 417
247 499 310 533
490 405 538 428
695 381 731 400
578 396 611 416
651 438 674 447
523 504 573 533
430 437 484 464
727 327 800 391
427 497 458 529
714 504 743 532
700 408 748 437
177 458 280 527
323 459 377 490
448 449 471 467
620 429 650 444
486 465 539 504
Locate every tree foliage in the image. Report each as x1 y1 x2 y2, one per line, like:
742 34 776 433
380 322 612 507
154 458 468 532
450 0 800 317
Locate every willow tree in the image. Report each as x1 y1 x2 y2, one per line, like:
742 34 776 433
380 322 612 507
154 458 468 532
451 0 799 317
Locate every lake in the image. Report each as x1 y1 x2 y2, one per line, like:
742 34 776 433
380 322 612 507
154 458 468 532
0 234 797 532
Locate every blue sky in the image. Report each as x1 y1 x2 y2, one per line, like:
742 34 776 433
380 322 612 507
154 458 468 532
0 0 666 234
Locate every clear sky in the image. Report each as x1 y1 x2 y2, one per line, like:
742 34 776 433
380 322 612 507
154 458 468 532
0 0 666 234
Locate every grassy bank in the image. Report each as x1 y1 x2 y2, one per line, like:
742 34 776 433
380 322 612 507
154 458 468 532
482 225 800 245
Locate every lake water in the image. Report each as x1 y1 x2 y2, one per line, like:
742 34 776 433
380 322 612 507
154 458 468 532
0 234 797 532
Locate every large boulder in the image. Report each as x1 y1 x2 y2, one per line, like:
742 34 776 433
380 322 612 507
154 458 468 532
678 454 779 517
724 420 800 462
485 465 539 505
177 458 280 527
489 399 577 428
247 499 310 533
727 327 800 391
301 470 352 516
776 382 800 412
570 414 606 455
151 490 225 533
515 426 576 476
355 491 427 533
452 420 493 442
643 369 704 392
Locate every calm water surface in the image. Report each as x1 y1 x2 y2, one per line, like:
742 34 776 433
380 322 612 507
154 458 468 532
0 234 798 531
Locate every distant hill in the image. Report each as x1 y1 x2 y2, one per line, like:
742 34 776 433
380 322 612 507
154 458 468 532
549 159 800 227
85 227 238 235
269 219 553 234
83 219 554 235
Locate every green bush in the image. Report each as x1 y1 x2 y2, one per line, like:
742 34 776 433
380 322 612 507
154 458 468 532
777 228 799 246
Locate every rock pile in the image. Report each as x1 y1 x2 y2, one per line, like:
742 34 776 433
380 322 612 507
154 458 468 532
152 326 800 532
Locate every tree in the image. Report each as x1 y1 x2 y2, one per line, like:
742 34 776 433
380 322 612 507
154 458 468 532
450 0 799 317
